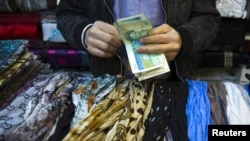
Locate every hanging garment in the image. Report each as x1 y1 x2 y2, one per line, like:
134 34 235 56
223 81 250 124
185 80 211 141
216 0 248 18
207 81 228 125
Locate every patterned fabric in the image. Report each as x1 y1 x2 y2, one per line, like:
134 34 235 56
8 72 96 141
27 42 90 68
0 52 33 87
0 40 27 73
0 72 121 141
47 97 75 141
3 69 250 140
62 79 154 141
0 71 75 141
0 53 51 109
42 48 89 67
143 80 173 141
1 0 57 12
168 81 189 141
70 74 117 128
0 74 52 141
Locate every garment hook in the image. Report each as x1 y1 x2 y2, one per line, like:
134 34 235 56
245 73 250 81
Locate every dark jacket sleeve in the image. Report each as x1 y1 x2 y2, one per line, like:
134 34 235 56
173 0 221 59
55 0 90 49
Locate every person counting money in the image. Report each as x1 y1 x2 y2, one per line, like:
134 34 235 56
56 0 220 140
114 15 170 81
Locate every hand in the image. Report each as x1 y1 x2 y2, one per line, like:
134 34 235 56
136 24 182 61
84 21 122 57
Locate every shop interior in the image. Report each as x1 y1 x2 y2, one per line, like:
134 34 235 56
0 1 250 141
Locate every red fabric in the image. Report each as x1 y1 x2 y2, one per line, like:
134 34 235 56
0 13 41 39
0 24 41 39
0 13 39 24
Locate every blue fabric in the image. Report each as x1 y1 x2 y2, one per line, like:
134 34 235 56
244 84 250 96
0 39 26 73
113 0 164 27
185 80 211 141
0 39 25 66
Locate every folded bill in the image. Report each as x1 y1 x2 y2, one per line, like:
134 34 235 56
114 14 170 81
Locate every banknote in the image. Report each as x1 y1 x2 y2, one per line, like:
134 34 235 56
114 14 170 81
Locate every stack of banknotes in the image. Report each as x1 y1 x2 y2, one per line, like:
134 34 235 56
114 14 170 81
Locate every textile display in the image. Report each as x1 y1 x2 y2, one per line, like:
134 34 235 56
63 78 154 141
0 40 27 73
0 1 250 141
26 40 90 68
41 23 66 42
0 13 41 40
0 0 57 13
0 70 250 141
40 12 66 43
28 47 89 68
0 39 52 111
216 0 248 18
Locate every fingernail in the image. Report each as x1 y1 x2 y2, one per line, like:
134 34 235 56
136 48 141 52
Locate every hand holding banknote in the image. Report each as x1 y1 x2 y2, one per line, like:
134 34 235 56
137 24 182 61
114 14 170 81
84 21 122 58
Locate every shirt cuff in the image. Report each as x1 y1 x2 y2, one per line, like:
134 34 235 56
81 24 93 49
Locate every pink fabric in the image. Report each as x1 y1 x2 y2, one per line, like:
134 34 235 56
28 47 89 67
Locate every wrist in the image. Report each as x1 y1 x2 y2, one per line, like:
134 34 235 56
81 24 93 49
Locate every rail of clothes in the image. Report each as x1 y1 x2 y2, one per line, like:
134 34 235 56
0 40 250 141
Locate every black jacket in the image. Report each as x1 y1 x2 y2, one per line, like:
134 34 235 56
56 0 221 80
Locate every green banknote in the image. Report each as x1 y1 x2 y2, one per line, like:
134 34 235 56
114 14 170 81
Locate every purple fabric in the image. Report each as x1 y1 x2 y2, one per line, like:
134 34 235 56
113 0 164 27
28 47 89 67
